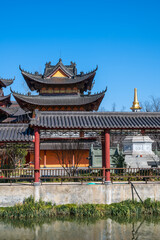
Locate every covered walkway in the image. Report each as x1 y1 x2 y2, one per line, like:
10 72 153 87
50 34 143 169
0 110 160 183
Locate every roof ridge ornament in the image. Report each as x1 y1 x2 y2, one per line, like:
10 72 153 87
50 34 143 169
19 65 22 71
104 86 107 92
80 71 84 76
45 61 51 67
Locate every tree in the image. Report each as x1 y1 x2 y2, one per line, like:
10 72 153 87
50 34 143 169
140 96 160 151
112 103 116 112
121 106 126 112
55 139 87 176
141 96 160 112
98 106 107 112
112 152 126 168
0 143 29 169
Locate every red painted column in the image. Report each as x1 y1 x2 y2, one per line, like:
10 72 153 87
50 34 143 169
34 127 40 183
72 153 75 167
141 129 145 136
101 132 105 179
104 129 110 182
44 150 47 168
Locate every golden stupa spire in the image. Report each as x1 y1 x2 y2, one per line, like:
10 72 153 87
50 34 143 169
130 88 142 112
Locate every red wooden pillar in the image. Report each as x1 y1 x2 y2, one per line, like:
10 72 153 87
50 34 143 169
34 127 40 183
101 132 105 179
72 153 75 167
104 129 111 183
44 150 47 168
141 129 145 135
80 131 84 138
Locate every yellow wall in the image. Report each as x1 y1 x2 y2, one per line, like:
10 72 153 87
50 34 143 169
29 150 89 168
52 69 68 78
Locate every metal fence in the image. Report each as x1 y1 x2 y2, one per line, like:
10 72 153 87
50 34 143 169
1 168 160 183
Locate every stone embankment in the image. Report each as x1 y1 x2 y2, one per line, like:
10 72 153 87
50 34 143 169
0 182 160 207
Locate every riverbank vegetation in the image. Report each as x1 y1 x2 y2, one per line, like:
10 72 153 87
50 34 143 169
1 197 160 219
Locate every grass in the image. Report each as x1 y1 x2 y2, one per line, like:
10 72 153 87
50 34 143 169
1 197 160 219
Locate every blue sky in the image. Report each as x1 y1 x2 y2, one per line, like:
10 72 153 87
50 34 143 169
0 0 160 111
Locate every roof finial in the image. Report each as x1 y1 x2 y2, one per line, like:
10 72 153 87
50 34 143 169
19 65 22 71
130 88 142 112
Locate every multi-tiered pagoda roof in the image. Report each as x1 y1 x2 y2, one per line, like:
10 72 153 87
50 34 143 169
0 76 30 123
0 77 14 107
19 59 97 93
12 59 107 112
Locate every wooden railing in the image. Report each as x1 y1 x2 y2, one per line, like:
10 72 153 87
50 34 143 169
40 168 160 182
0 168 160 183
0 169 34 181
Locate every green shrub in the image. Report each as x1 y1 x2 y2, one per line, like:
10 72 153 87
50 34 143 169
1 197 160 220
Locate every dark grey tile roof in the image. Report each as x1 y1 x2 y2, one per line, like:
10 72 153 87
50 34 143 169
0 78 14 88
19 60 97 92
0 106 18 115
12 91 106 108
0 105 30 122
40 140 93 150
0 124 33 142
13 107 29 116
30 111 160 129
0 94 11 102
21 70 96 86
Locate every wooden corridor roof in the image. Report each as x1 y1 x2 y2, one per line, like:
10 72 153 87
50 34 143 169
0 124 33 142
30 111 160 130
0 111 160 142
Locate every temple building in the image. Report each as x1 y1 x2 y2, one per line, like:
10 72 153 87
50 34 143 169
0 76 29 124
12 59 106 112
0 77 13 106
1 60 160 184
0 77 16 121
2 59 106 168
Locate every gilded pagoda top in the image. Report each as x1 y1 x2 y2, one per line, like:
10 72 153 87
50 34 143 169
130 88 142 112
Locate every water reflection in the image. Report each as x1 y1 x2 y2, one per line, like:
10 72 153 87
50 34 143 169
0 217 160 240
131 221 144 240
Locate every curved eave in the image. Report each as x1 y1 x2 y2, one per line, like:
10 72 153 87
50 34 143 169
21 70 96 91
12 90 106 111
0 107 9 116
0 106 17 116
0 94 11 103
0 78 14 88
21 71 42 91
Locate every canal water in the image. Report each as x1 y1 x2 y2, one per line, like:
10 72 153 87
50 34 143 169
0 217 160 240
